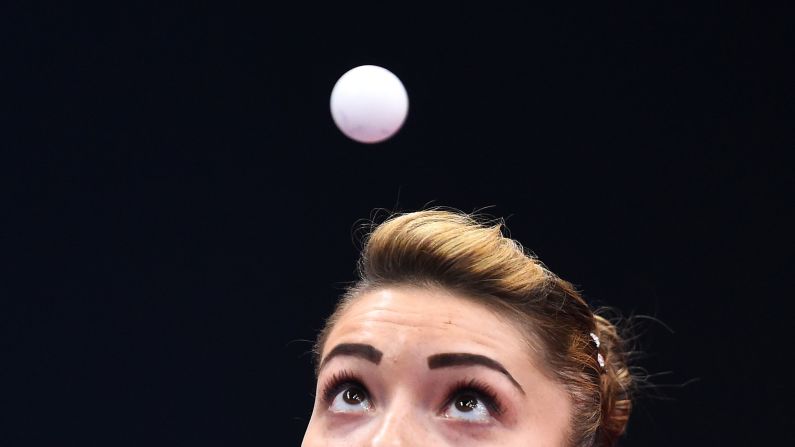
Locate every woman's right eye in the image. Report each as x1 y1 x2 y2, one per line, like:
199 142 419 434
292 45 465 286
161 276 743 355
329 384 373 413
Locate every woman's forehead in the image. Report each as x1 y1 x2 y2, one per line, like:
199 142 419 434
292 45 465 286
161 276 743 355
323 287 531 361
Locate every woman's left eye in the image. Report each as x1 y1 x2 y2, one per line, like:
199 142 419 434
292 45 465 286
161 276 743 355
443 392 492 423
329 384 373 413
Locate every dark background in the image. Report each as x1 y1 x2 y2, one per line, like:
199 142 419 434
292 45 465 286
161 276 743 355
3 2 793 445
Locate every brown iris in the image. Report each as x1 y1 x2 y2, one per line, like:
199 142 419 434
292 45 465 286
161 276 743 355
455 395 479 412
342 386 366 405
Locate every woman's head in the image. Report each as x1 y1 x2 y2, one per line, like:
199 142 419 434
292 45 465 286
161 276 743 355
303 210 633 446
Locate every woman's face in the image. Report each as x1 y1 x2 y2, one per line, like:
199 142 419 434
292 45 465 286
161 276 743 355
302 286 572 446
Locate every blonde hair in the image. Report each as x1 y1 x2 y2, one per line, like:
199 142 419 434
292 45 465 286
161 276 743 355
315 210 633 447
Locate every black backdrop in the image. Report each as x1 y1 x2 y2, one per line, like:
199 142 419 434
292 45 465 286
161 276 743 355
3 2 793 446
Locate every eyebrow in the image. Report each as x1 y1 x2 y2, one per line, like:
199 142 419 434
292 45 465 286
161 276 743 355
318 343 383 372
428 353 526 395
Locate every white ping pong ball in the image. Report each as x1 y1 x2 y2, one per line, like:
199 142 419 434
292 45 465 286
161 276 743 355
330 65 409 144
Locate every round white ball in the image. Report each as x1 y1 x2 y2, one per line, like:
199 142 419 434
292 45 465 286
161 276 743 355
330 65 409 144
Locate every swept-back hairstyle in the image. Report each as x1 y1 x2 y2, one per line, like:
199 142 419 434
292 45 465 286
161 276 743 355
315 210 633 447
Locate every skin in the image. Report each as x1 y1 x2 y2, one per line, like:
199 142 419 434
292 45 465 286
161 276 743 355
302 286 572 446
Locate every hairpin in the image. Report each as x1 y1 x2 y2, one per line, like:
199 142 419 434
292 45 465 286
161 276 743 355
589 332 606 369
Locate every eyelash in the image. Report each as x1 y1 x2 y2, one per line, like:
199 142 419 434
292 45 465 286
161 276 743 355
320 372 505 417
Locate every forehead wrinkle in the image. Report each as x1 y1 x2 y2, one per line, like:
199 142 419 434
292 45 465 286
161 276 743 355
337 291 496 327
332 304 490 340
342 304 446 324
